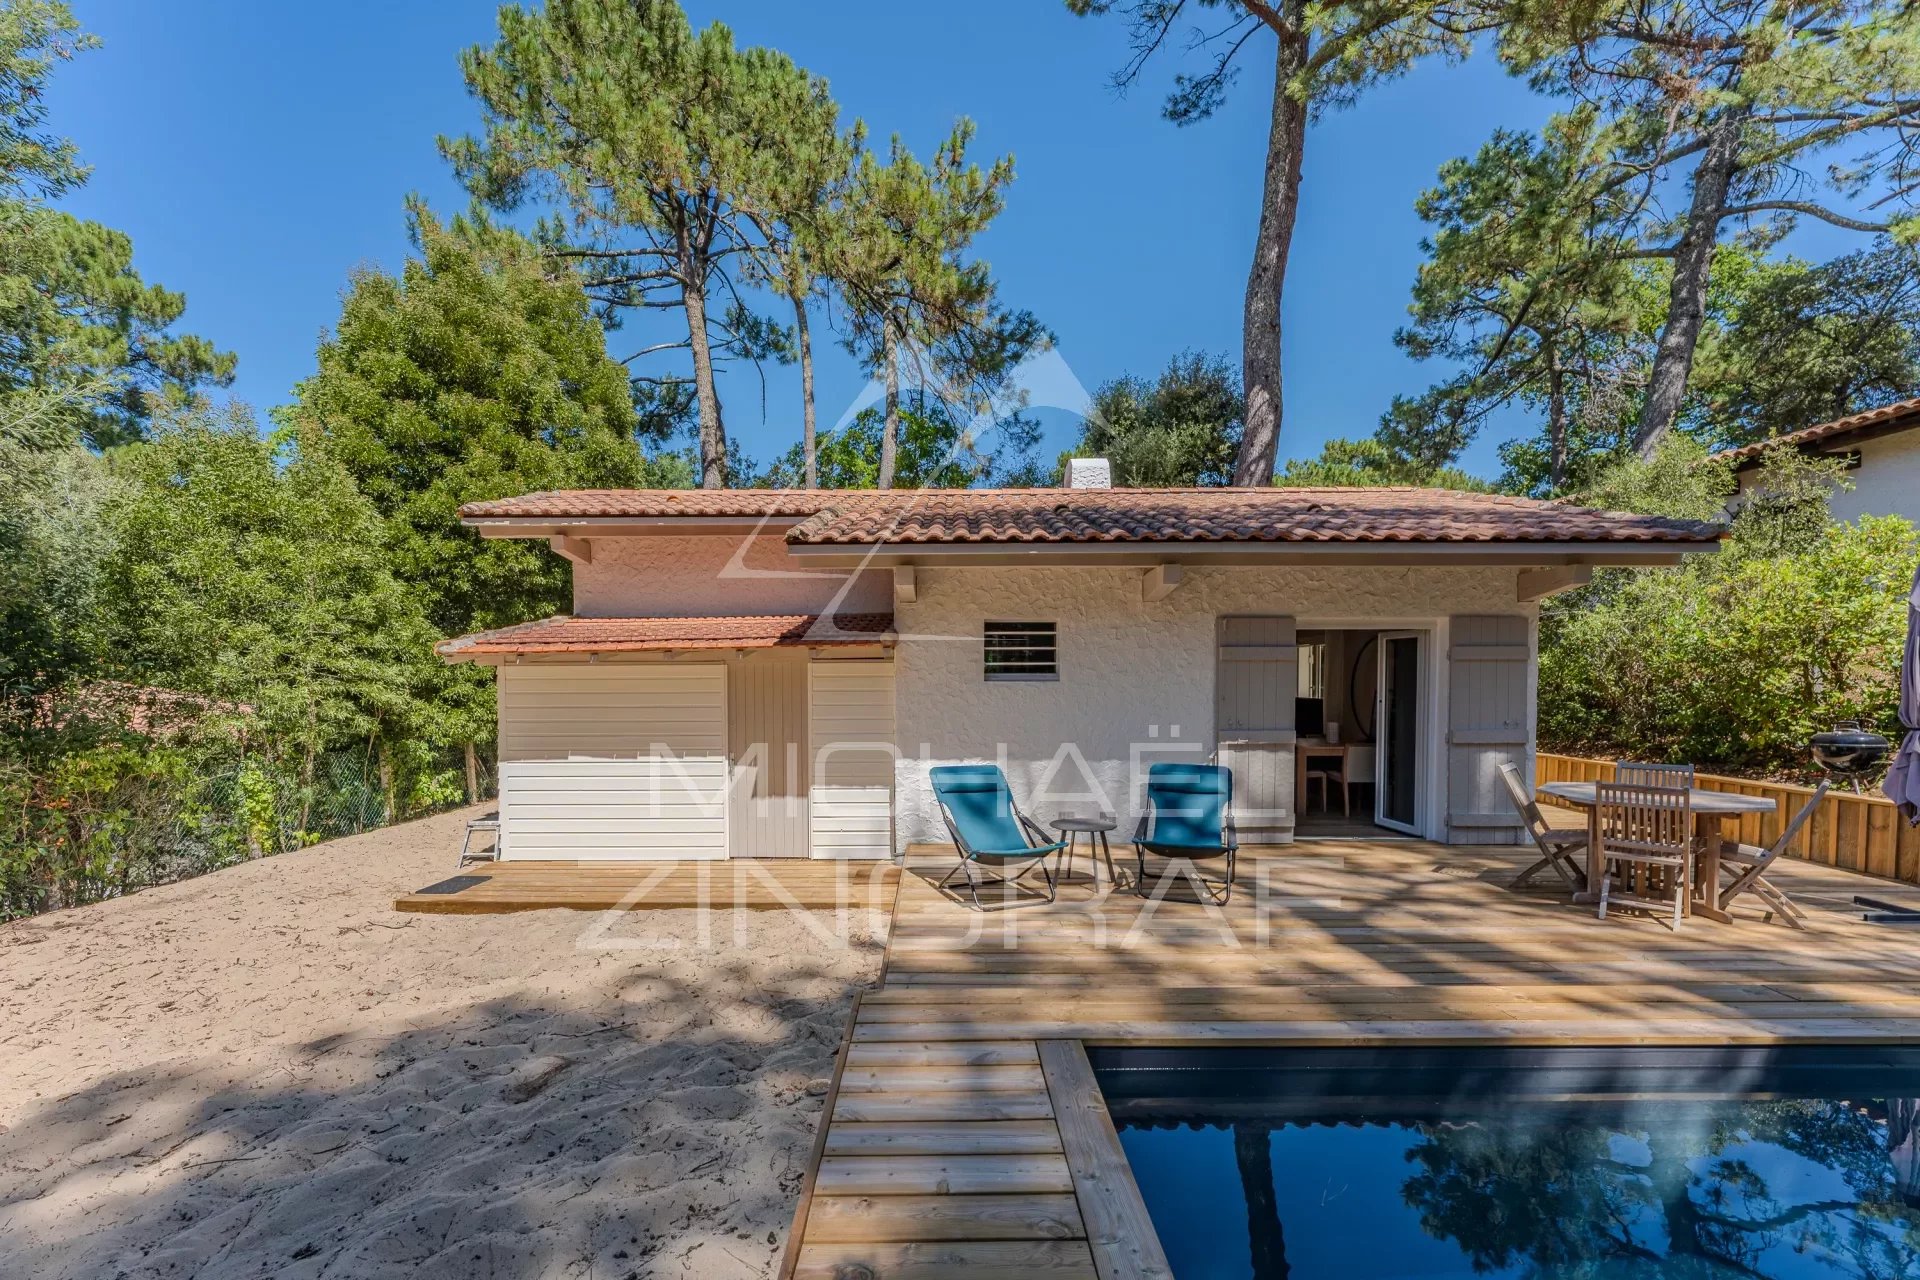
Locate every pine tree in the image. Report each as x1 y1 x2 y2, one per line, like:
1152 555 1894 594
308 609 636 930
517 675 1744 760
1067 1 1479 484
1494 1 1920 455
443 0 835 488
831 124 1046 489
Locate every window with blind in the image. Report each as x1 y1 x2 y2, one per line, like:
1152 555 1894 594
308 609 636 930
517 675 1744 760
984 621 1058 681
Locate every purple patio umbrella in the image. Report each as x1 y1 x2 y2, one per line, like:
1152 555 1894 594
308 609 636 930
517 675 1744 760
1884 561 1920 823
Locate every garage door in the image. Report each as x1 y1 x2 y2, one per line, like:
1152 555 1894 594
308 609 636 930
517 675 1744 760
497 663 727 860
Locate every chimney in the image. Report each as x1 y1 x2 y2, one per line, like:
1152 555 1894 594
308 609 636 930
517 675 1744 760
1063 457 1112 489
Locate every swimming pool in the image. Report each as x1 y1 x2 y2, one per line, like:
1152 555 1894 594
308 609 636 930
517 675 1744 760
1091 1045 1920 1280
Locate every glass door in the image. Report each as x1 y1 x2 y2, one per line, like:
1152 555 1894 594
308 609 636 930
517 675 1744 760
1375 631 1423 835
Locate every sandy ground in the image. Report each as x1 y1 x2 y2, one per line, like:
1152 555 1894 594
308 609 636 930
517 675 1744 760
0 806 886 1279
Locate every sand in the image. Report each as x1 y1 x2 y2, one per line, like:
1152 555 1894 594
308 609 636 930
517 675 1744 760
0 806 886 1279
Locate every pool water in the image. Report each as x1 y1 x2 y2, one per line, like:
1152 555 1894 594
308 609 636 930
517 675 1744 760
1092 1046 1920 1280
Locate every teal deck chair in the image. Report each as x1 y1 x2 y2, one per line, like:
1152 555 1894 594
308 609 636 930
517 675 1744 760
929 765 1068 909
1133 762 1239 904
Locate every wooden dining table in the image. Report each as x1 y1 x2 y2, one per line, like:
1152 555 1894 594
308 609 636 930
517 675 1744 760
1537 781 1777 923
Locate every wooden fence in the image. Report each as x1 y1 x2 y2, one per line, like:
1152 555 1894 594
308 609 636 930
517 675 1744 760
1536 752 1920 886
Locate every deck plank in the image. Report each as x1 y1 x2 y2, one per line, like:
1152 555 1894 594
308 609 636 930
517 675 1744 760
778 839 1920 1278
804 1194 1084 1243
792 1240 1098 1279
1039 1040 1174 1280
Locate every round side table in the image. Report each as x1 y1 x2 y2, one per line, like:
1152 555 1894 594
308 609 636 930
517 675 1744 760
1051 815 1121 888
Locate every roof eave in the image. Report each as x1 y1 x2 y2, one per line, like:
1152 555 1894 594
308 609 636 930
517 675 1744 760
780 539 1720 568
464 514 812 538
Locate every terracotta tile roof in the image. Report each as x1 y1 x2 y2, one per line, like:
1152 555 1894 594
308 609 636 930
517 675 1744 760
462 487 1720 545
1712 396 1920 467
461 490 847 519
435 613 895 658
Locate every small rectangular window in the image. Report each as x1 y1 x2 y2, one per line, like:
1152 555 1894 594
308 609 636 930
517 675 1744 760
984 621 1057 681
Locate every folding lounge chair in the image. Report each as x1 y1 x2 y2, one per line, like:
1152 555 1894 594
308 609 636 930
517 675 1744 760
1133 763 1239 905
928 765 1068 909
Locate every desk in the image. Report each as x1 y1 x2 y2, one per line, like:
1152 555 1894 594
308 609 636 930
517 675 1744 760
1296 741 1348 815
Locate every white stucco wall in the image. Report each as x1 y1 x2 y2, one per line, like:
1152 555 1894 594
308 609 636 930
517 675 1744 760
891 563 1534 851
1734 429 1920 524
1830 431 1920 524
572 534 890 618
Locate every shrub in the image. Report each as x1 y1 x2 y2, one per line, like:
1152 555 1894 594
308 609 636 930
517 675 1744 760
0 741 230 920
1541 445 1915 773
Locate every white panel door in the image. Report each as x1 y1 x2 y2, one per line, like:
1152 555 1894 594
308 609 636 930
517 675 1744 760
808 660 896 860
497 663 728 860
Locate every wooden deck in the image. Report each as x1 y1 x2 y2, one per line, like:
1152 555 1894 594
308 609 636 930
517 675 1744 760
780 839 1920 1280
393 858 899 913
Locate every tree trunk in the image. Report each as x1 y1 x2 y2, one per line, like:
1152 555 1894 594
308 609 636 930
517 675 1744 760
878 320 900 490
464 742 479 804
1233 19 1309 488
795 294 818 489
682 273 730 488
1547 347 1568 491
1633 105 1749 458
1234 1123 1290 1278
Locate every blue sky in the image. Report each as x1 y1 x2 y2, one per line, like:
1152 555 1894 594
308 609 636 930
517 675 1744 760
49 3 1638 478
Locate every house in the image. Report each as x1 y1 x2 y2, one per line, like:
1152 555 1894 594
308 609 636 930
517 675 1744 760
1716 396 1920 523
435 476 1720 860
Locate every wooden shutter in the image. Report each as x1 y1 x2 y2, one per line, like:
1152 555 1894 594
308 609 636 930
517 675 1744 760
1215 616 1297 844
1446 615 1531 844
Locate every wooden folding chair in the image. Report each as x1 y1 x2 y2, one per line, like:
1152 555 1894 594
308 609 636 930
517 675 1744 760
1499 762 1586 891
1717 782 1828 928
1595 781 1693 929
1614 761 1696 789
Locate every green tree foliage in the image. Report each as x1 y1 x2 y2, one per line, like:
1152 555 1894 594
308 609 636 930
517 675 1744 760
2 210 237 449
832 124 1047 489
1071 351 1243 487
294 204 681 640
0 445 118 698
0 740 210 921
1694 240 1920 446
1392 230 1920 495
734 85 858 489
1066 0 1479 485
0 0 90 201
1540 445 1912 771
1490 1 1920 455
1386 113 1655 491
0 1 232 450
762 395 1044 490
1276 435 1490 489
444 0 839 488
95 408 438 790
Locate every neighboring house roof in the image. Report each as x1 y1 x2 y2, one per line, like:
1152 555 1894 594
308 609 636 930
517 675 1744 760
1712 396 1920 470
461 487 1720 546
26 680 250 739
435 613 895 658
